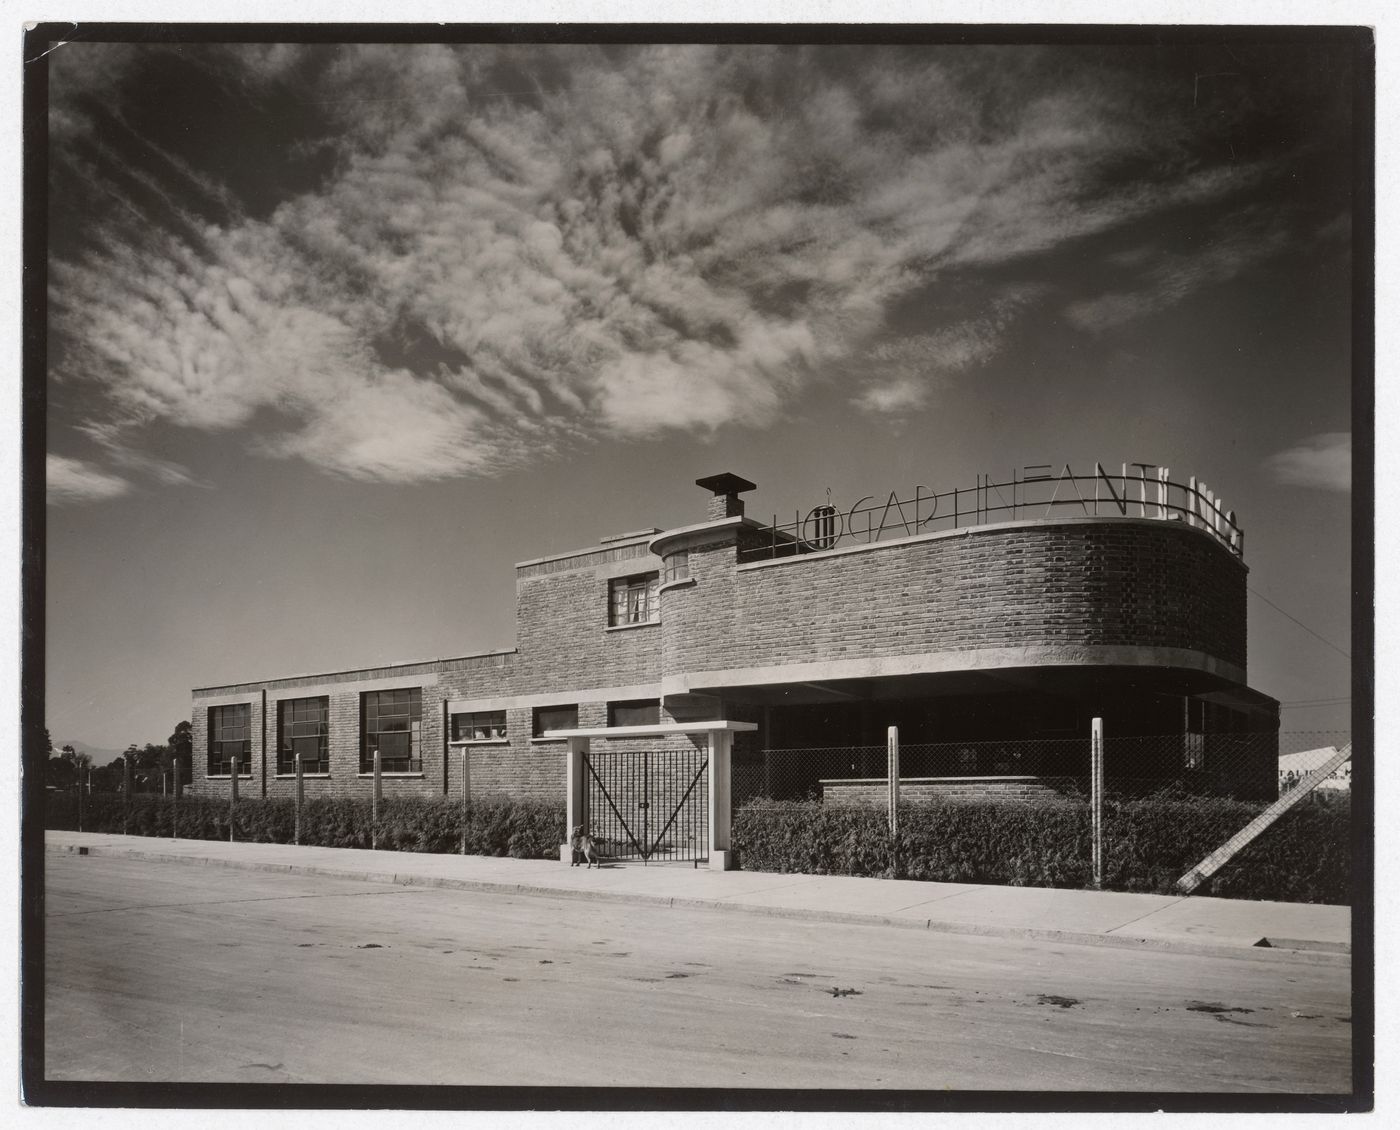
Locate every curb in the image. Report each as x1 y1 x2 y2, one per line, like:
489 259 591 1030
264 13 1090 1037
48 841 1350 966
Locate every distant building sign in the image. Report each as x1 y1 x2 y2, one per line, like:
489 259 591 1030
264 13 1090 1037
747 463 1243 562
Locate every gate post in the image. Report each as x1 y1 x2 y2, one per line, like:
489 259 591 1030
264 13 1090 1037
708 730 734 871
562 737 588 863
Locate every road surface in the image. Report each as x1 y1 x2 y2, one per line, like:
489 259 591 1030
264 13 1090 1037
43 852 1351 1091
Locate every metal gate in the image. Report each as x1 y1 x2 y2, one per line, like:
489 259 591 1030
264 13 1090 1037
583 748 708 864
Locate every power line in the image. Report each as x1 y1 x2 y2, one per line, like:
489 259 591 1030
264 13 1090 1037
1247 586 1351 660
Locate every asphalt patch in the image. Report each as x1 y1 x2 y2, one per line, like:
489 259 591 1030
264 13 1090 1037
1214 1015 1270 1028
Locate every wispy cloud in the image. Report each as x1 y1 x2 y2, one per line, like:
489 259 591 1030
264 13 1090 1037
1062 207 1292 333
1264 432 1352 492
852 287 1041 415
48 43 1310 486
47 455 130 505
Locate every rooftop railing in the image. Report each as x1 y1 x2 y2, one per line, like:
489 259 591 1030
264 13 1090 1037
739 466 1243 564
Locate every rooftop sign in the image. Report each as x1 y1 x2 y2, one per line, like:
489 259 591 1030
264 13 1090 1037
741 463 1242 563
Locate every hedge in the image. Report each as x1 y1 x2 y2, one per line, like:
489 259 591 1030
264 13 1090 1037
45 791 1351 903
732 796 1351 904
44 792 565 860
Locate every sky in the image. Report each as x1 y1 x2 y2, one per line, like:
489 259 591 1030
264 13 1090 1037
40 34 1359 752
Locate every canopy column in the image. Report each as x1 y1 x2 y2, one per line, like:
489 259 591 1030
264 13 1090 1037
560 735 590 863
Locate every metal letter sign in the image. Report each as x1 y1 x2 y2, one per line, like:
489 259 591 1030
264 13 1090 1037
744 462 1243 563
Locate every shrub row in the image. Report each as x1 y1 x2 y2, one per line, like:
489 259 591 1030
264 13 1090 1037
45 792 565 860
731 796 1351 904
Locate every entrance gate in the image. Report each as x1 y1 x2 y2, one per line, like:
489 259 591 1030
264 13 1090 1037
583 748 708 864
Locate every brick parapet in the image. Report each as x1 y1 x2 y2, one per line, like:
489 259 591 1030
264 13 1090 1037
662 519 1247 680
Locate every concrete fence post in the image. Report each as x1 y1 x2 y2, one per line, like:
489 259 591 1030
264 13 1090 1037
122 754 131 835
295 753 304 846
562 737 588 863
888 725 901 879
887 726 900 837
460 747 469 856
1090 717 1104 890
77 773 84 834
372 749 382 850
229 752 239 843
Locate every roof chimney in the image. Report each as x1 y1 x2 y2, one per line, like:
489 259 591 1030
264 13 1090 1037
695 472 757 521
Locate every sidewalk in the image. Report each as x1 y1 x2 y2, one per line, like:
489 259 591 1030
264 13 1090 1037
45 831 1350 962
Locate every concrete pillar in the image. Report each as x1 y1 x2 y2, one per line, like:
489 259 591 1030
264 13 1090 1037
708 730 734 871
561 737 589 863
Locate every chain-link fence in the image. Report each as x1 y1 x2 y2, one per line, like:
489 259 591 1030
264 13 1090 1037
734 730 1351 809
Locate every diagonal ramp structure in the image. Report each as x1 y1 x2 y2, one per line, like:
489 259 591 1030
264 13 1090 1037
1176 742 1352 894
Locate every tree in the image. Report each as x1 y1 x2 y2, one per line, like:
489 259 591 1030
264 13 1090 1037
46 756 76 789
60 744 92 773
169 721 192 774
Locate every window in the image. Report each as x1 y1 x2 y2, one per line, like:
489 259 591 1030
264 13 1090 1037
362 688 422 773
609 572 659 625
608 699 660 728
207 703 251 776
278 696 329 774
533 704 578 738
662 551 689 585
451 710 507 743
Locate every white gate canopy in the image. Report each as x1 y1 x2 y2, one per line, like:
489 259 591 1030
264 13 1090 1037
543 720 757 740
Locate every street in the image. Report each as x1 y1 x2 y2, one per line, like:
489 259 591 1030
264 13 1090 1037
44 852 1351 1091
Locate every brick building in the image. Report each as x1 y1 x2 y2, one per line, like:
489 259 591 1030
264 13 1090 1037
190 467 1280 859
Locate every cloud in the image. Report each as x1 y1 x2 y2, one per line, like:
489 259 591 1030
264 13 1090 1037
852 288 1039 415
76 422 208 489
48 44 1312 487
47 455 130 505
1062 207 1291 333
1264 432 1351 492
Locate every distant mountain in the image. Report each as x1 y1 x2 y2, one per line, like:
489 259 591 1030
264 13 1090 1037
55 740 127 763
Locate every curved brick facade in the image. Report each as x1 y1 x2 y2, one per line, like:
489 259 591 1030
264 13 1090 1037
660 518 1247 682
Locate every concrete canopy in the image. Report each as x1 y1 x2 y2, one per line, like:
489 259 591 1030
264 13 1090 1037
543 721 757 740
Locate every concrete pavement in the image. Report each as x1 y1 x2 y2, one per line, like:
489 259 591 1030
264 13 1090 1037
44 831 1350 961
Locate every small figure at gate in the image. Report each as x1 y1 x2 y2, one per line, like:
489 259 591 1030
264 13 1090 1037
570 825 600 869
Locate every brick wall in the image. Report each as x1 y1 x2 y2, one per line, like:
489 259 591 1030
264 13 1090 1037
822 777 1080 806
670 520 1247 677
513 564 663 694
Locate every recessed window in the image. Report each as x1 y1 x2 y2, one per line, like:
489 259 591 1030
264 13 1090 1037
452 710 507 743
609 572 659 625
608 699 660 728
533 704 579 738
278 696 329 774
362 688 422 773
662 551 689 585
207 703 251 776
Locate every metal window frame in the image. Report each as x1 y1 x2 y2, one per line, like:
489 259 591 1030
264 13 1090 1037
278 695 330 775
361 687 422 772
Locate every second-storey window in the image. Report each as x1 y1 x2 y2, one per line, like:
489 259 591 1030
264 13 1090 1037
208 703 251 776
609 572 659 625
662 550 689 585
278 696 329 774
362 688 421 773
